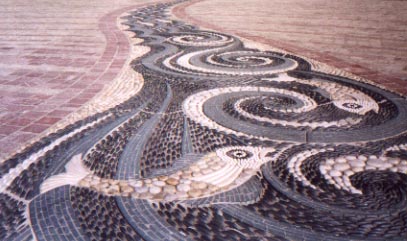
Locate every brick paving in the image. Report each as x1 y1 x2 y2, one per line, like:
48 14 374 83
0 0 164 160
173 0 407 95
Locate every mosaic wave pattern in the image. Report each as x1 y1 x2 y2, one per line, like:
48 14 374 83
1 1 407 241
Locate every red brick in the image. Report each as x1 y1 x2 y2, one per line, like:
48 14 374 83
0 125 20 135
36 116 61 125
22 124 49 134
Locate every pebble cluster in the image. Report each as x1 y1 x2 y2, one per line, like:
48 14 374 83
139 112 184 177
79 149 261 201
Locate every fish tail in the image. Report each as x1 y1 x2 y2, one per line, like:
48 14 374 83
40 154 90 194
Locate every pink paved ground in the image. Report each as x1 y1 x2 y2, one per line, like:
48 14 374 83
1 0 406 160
173 0 407 95
0 0 165 160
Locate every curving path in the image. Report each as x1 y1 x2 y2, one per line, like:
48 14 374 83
173 0 407 95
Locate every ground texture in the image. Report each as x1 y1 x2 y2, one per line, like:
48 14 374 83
0 1 407 241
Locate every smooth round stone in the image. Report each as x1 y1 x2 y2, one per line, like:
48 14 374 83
365 165 377 170
333 176 343 186
323 164 332 171
319 167 327 175
180 179 191 185
166 178 179 186
169 173 180 179
121 186 134 193
107 185 120 194
346 156 357 161
343 168 353 174
336 157 347 163
389 159 400 165
135 186 148 194
357 155 368 161
367 158 383 168
199 163 208 169
182 173 192 179
153 180 166 187
379 162 393 169
144 179 152 184
149 186 162 194
91 179 100 186
209 185 219 192
334 163 350 171
348 159 365 168
163 185 176 194
190 165 200 172
197 160 207 167
326 159 335 165
329 170 342 177
177 183 191 192
188 189 202 198
343 177 352 188
352 167 364 172
191 182 208 190
129 180 143 188
158 176 168 181
164 194 178 201
338 119 348 125
390 167 398 172
399 165 407 173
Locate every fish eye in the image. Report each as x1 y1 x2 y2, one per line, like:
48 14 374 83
226 149 253 160
342 102 363 109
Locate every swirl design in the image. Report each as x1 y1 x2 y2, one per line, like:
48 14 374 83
164 49 298 76
167 32 234 46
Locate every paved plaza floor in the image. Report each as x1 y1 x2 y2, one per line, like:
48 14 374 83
0 0 406 240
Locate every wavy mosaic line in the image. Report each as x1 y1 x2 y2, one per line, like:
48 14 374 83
0 1 407 241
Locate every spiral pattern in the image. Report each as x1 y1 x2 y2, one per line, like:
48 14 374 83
164 50 298 76
166 32 234 46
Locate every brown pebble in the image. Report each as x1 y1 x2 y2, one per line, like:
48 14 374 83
166 177 179 186
188 189 202 198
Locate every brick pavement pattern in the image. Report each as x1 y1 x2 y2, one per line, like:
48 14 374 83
0 0 164 160
173 0 407 94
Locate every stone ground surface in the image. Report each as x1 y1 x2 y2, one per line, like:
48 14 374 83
0 1 407 241
174 0 407 94
0 0 165 160
1 0 406 162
